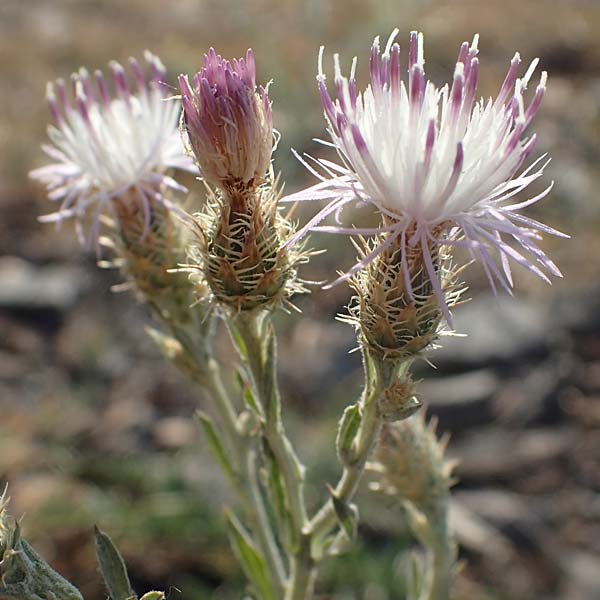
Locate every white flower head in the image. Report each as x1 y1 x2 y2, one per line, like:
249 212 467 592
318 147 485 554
31 51 197 246
283 31 566 323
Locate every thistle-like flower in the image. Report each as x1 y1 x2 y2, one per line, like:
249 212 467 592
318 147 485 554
178 48 273 197
31 51 196 244
284 30 565 322
179 50 306 312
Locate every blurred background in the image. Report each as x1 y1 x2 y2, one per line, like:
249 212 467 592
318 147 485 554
1 0 599 598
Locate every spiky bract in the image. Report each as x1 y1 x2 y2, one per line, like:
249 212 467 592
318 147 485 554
103 190 201 325
346 229 464 359
370 415 456 518
187 181 307 312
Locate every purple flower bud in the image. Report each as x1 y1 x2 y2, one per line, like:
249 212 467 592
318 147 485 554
179 48 273 191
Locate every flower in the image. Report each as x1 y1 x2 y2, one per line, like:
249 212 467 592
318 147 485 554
30 51 197 245
178 49 307 311
178 48 273 195
283 30 566 322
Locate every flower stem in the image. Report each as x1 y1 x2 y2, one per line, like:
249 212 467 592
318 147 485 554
307 351 385 545
285 536 315 600
232 313 308 533
426 501 455 600
230 312 311 598
172 322 287 597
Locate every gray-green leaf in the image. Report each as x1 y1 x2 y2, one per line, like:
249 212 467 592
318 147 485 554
94 526 136 600
197 412 237 483
225 511 276 600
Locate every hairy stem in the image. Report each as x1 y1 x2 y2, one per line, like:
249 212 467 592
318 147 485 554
152 312 285 597
426 501 455 600
307 352 385 545
231 313 310 599
247 449 288 586
232 314 308 532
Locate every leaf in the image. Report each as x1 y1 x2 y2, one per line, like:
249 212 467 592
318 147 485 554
404 550 427 600
225 511 276 600
329 489 359 542
94 527 136 600
335 403 362 464
139 592 165 600
197 412 237 483
262 324 280 424
237 368 262 417
261 440 293 549
228 323 249 360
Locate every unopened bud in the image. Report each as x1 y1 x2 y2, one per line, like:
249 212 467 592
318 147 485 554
378 377 421 422
179 48 273 192
369 415 456 518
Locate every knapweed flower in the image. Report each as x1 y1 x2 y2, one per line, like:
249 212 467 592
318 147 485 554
30 51 196 245
284 30 565 322
179 49 307 312
178 48 273 198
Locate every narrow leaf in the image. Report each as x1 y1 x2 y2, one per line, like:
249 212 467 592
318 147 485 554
139 592 165 600
237 369 262 417
329 489 359 542
228 323 249 360
261 440 293 548
94 527 136 600
262 324 280 424
225 511 276 600
197 412 237 483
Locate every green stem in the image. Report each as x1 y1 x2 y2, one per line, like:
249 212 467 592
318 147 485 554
307 360 383 544
426 501 454 600
247 450 288 586
159 311 286 596
202 359 243 457
231 312 311 598
286 351 406 599
232 314 308 533
285 537 315 600
201 355 287 597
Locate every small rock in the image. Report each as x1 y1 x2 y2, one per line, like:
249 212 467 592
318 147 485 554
452 427 577 482
434 293 550 368
0 256 89 311
153 417 196 449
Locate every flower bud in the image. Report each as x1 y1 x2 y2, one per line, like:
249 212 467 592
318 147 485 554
369 415 456 518
377 376 421 422
179 48 273 193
